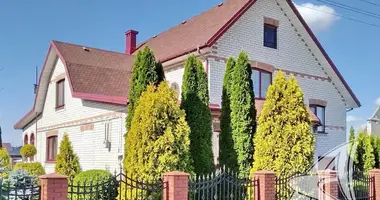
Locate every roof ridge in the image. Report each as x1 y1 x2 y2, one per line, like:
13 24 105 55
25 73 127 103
135 1 230 52
52 40 133 57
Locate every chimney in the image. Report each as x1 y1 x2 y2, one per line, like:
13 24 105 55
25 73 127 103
125 30 138 55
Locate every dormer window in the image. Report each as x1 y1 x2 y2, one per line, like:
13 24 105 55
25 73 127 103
56 79 65 109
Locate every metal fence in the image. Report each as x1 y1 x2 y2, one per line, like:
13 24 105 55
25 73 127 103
275 173 318 200
338 170 374 200
0 180 40 200
68 172 163 200
188 167 257 200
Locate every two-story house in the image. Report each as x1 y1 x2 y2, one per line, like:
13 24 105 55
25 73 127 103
14 0 360 173
365 107 380 136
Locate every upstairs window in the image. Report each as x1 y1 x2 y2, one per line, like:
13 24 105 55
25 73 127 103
56 79 65 108
252 69 272 99
264 24 277 49
47 136 58 161
310 105 326 133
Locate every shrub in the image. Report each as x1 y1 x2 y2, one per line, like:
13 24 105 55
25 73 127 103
124 82 192 180
71 170 117 200
252 72 315 177
20 144 37 159
55 134 81 180
2 169 39 199
230 52 256 177
14 162 45 176
0 147 11 177
181 55 214 174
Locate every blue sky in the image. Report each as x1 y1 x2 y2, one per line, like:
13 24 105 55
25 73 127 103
0 0 378 145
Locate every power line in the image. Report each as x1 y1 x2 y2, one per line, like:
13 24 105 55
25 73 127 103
361 0 380 8
316 0 380 20
296 3 380 28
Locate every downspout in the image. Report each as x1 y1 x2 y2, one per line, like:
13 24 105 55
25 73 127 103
346 108 354 113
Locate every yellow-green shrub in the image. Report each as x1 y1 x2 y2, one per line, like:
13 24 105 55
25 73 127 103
13 162 45 176
0 147 11 177
20 144 37 158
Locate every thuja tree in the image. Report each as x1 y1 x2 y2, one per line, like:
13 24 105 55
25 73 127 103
364 135 375 171
252 72 315 176
219 57 238 169
126 46 165 130
181 56 214 174
55 133 81 180
354 132 367 171
230 52 256 177
124 82 193 181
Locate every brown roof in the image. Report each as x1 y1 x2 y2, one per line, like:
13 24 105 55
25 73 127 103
53 41 134 98
135 0 253 61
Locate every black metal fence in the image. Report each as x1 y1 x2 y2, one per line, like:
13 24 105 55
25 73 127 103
338 170 373 200
68 172 163 200
275 173 318 200
0 180 40 200
188 167 257 200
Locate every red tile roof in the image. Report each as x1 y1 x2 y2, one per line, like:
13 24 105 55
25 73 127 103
135 0 255 62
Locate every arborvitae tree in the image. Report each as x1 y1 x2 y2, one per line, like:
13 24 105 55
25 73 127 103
124 82 193 181
375 137 380 168
364 135 375 171
348 126 356 163
230 52 255 177
55 134 81 180
252 72 315 177
354 132 367 171
219 57 238 169
181 56 214 174
126 46 165 130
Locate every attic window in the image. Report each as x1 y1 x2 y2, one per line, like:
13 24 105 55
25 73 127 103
182 21 187 24
82 47 90 52
56 79 65 109
218 2 223 6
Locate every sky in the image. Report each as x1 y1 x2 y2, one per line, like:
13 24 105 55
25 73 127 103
0 0 379 146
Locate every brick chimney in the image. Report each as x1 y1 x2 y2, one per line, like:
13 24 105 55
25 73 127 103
125 30 138 55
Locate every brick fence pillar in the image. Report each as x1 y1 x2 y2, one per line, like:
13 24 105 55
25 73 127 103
254 170 276 200
369 169 380 200
39 173 68 200
318 170 338 200
163 171 189 200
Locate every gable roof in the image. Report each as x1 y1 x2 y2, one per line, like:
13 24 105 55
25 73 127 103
369 107 380 121
15 0 360 129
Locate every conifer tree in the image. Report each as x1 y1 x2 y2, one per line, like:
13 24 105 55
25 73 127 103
375 137 380 168
55 134 81 180
0 127 3 148
124 82 193 181
219 57 238 169
230 52 255 177
364 135 375 171
181 56 214 174
354 132 367 171
126 46 165 130
252 72 315 176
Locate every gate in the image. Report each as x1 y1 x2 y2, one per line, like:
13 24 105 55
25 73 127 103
275 173 318 200
188 167 257 200
338 170 373 200
68 171 163 200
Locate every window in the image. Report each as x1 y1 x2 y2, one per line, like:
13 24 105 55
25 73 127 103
310 105 326 133
30 133 35 145
264 24 277 49
24 135 28 145
46 136 58 161
252 69 272 99
56 79 65 108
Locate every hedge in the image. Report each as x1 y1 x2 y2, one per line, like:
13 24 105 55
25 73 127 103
14 162 45 177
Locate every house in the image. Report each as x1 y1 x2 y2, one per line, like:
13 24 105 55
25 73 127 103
365 107 380 136
3 143 22 165
14 0 360 174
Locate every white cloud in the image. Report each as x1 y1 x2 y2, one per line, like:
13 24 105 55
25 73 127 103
376 97 380 106
347 115 363 122
295 3 340 32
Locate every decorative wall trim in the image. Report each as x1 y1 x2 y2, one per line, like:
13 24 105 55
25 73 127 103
325 125 345 131
80 124 94 132
264 17 280 27
46 130 58 137
37 111 124 132
51 73 66 83
309 98 328 107
251 61 275 73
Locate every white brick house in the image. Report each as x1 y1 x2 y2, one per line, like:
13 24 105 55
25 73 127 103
15 0 360 173
366 107 380 136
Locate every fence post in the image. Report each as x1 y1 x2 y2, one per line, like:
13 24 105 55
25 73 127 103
39 173 68 200
318 170 338 200
254 170 276 200
163 171 189 200
369 169 380 200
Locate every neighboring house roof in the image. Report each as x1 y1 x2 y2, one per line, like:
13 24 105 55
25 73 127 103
14 0 358 129
2 143 12 152
368 107 380 121
2 143 21 157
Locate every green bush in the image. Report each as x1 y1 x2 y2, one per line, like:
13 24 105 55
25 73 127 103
20 144 37 158
0 148 11 177
13 162 45 176
55 133 81 180
72 170 117 200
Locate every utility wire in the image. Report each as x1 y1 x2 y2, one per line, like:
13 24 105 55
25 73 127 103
361 0 380 8
316 0 380 20
296 3 380 28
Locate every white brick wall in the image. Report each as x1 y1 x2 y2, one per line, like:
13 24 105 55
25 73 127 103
210 0 347 157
